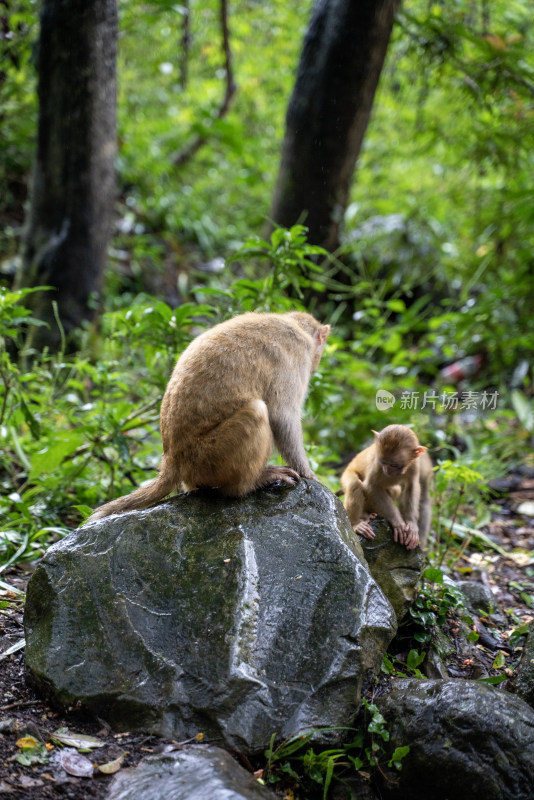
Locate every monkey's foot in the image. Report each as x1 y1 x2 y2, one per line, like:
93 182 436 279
258 465 300 489
353 520 375 539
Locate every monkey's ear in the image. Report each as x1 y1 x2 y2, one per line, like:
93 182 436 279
413 446 427 458
316 324 330 346
372 430 380 438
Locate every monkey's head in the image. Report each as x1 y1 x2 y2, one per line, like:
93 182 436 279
373 425 427 477
286 312 330 371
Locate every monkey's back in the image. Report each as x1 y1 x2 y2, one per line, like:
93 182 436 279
342 444 376 484
160 313 315 450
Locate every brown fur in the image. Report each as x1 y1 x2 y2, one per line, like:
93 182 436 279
87 311 330 522
340 424 432 550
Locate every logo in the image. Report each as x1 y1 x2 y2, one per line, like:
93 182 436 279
376 390 395 412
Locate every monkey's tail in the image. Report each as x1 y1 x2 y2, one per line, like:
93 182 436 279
86 460 179 523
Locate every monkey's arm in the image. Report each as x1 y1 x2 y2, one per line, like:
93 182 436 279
417 460 432 546
365 480 407 543
341 471 375 539
270 409 315 480
398 466 422 550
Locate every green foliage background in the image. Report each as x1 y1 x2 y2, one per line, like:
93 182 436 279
1 0 533 568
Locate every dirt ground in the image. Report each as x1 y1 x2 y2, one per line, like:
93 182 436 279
1 474 533 800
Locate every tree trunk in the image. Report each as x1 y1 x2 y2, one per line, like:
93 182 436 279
270 0 398 252
17 0 117 349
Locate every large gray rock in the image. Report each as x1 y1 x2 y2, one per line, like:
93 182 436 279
358 517 422 621
376 679 534 799
107 746 273 800
24 481 396 753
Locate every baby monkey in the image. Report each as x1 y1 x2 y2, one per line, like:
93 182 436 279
340 424 432 550
88 311 330 522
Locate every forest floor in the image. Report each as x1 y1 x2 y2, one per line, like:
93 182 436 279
0 473 533 800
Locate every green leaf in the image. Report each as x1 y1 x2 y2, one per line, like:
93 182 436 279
492 651 506 669
477 674 508 685
441 519 507 556
423 567 444 583
511 390 533 431
388 745 410 770
406 649 426 670
323 757 335 799
29 432 86 479
348 755 364 770
414 631 431 643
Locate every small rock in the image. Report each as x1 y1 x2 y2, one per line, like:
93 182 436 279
107 746 273 800
517 501 534 517
457 580 506 625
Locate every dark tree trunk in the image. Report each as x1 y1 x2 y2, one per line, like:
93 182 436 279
17 0 117 348
270 0 398 252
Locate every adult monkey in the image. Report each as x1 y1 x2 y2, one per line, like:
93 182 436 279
88 312 330 521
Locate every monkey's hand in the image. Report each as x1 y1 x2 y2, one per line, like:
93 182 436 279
403 521 420 550
353 520 375 539
393 522 408 546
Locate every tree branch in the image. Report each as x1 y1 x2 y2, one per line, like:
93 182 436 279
172 0 236 167
179 0 190 90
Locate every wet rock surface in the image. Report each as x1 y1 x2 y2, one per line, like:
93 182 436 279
24 481 396 754
107 746 273 800
376 678 534 799
514 620 534 709
357 517 422 621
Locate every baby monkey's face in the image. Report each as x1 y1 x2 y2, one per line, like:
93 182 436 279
377 447 413 477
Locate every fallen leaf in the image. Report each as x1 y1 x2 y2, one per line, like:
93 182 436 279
52 728 104 750
517 501 534 517
466 553 498 569
16 736 39 750
0 780 15 793
61 749 94 778
507 550 534 566
15 742 49 767
97 752 127 774
0 639 25 660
